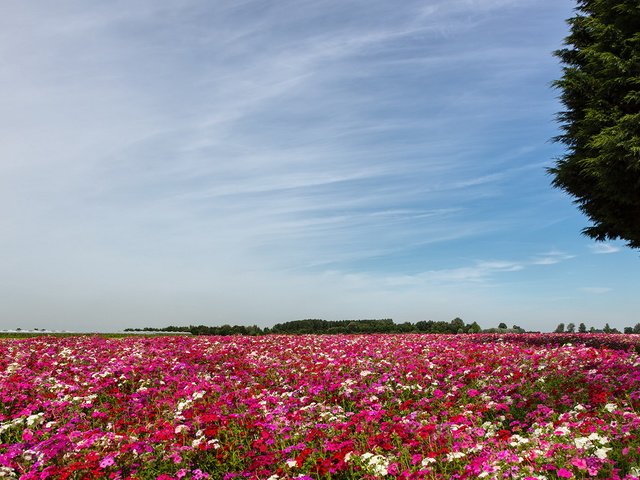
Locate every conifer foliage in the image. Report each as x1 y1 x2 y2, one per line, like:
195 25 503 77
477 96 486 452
550 0 640 248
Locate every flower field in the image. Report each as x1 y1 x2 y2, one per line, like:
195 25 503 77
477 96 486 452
1 335 640 479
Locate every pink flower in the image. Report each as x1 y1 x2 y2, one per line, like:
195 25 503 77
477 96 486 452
571 458 587 470
557 468 573 478
99 455 115 468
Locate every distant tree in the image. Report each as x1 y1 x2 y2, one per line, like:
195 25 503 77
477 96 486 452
431 321 452 334
578 322 587 333
550 0 640 248
624 326 633 334
498 322 508 330
554 323 566 333
467 322 482 334
450 317 465 333
633 323 640 334
397 322 416 333
566 322 576 333
603 323 612 333
415 320 432 332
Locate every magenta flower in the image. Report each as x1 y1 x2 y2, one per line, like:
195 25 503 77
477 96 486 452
557 467 573 478
571 458 587 470
99 455 115 468
1 333 639 479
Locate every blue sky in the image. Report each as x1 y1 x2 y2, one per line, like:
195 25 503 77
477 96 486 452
1 0 638 332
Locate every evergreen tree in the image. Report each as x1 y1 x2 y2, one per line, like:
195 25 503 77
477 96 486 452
554 323 566 333
578 322 587 333
550 0 640 248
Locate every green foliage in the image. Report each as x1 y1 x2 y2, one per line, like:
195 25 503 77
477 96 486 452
125 318 490 335
467 322 482 333
271 318 397 334
550 0 640 248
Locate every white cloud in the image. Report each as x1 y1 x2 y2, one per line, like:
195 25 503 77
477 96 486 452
2 0 608 332
589 244 621 255
531 250 575 265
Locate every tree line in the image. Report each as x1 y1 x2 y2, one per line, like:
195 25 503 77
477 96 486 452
126 319 640 336
126 317 489 336
554 322 640 334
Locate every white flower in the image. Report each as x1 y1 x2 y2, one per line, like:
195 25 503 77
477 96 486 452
588 432 609 444
26 413 44 427
360 370 373 377
509 434 530 446
174 424 188 434
286 459 297 468
446 451 465 461
604 403 617 412
192 391 205 400
421 457 436 466
360 453 389 476
594 447 611 459
0 465 17 479
574 437 592 449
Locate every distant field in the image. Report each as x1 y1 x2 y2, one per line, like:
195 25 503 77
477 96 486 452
1 334 639 479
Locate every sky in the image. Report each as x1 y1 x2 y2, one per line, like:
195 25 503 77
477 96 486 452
1 0 639 333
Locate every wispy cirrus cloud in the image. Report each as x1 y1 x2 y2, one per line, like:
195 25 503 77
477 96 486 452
1 0 559 268
588 244 621 255
7 0 631 332
531 250 576 265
